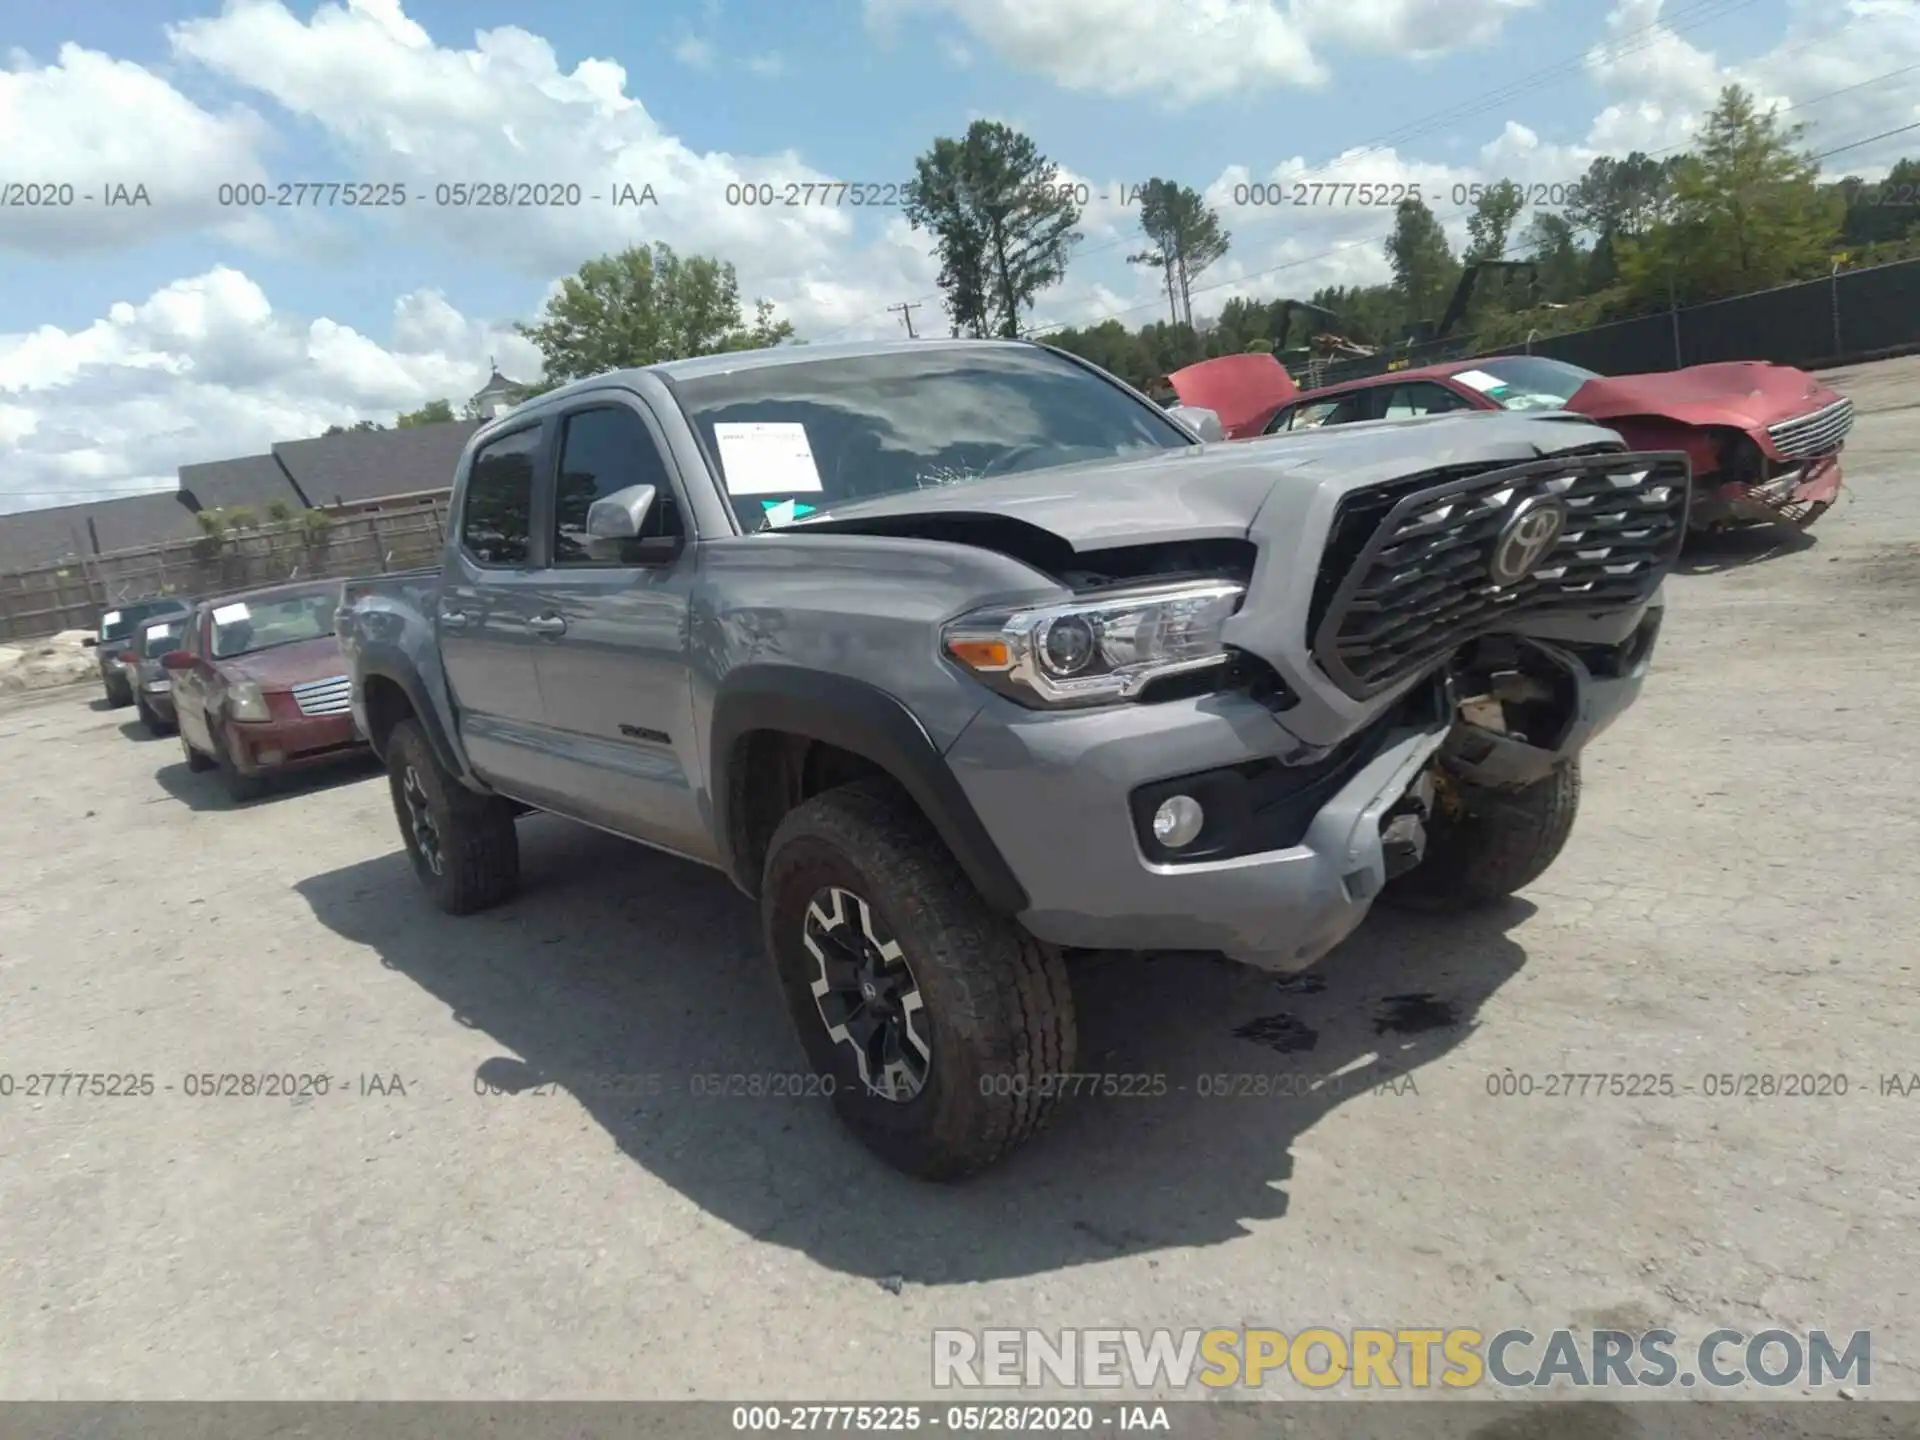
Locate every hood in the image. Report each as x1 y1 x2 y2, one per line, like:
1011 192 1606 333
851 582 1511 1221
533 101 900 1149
787 410 1624 554
1166 354 1300 438
1569 361 1840 429
215 633 346 689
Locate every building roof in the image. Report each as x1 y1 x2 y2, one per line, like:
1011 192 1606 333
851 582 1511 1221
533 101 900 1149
0 490 201 572
471 366 530 401
270 419 483 508
177 453 309 514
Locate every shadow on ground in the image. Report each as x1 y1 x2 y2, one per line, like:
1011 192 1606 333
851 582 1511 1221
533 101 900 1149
296 814 1531 1284
154 751 384 812
1674 522 1818 575
118 717 170 742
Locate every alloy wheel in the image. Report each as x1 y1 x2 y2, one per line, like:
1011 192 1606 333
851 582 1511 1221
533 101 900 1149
401 766 445 876
803 886 931 1102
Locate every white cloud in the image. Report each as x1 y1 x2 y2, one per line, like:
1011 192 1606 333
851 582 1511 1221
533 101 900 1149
744 53 785 76
161 0 936 335
0 267 540 511
0 42 271 255
866 0 1535 105
673 35 715 68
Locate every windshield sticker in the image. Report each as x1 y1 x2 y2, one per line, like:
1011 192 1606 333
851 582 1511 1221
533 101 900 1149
713 422 823 496
759 498 817 528
101 611 122 627
1451 369 1507 393
145 623 172 640
211 602 251 625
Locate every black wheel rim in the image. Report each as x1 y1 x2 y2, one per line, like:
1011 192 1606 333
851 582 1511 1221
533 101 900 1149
803 886 930 1102
401 766 444 876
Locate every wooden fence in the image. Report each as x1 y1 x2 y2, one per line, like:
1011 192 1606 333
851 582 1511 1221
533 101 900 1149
0 501 450 643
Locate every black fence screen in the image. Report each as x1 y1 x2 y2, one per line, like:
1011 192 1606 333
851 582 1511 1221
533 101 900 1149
1310 256 1920 386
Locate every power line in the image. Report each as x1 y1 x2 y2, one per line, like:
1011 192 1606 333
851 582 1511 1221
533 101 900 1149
886 300 923 338
1812 119 1920 163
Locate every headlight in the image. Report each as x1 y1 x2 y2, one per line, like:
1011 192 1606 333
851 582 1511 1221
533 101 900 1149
942 579 1245 708
228 679 270 722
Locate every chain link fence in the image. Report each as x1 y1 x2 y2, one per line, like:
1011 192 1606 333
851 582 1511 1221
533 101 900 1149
0 501 449 644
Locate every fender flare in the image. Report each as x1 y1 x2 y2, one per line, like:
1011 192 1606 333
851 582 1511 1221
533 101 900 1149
356 664 470 785
709 666 1028 915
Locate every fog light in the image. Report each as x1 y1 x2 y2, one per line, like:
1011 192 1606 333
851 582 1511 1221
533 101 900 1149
1152 794 1205 848
257 750 285 767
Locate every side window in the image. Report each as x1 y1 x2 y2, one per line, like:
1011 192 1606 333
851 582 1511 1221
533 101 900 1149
1378 383 1468 420
552 405 684 566
459 427 540 566
1273 394 1367 432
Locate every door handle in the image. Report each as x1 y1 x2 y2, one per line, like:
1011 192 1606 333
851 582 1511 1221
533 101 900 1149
528 614 568 637
439 609 470 629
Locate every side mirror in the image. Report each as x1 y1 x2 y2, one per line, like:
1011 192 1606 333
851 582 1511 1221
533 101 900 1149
160 650 193 672
585 483 656 540
81 635 98 648
1168 405 1225 443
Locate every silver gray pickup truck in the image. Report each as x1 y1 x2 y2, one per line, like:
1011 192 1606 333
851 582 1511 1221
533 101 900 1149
337 338 1689 1179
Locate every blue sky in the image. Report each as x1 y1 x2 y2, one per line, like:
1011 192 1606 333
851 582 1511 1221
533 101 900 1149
1 0 1915 512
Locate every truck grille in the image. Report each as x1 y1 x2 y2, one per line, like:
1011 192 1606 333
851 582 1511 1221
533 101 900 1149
1310 451 1691 699
291 675 352 717
1766 397 1853 459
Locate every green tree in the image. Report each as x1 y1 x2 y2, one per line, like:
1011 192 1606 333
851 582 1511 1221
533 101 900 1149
1466 180 1527 261
1128 179 1230 327
323 419 384 436
516 242 795 384
1521 212 1585 301
224 506 259 531
397 399 456 427
1564 152 1679 241
1618 85 1844 305
904 121 1082 338
1045 319 1149 386
266 500 295 524
1837 158 1920 246
1384 197 1459 331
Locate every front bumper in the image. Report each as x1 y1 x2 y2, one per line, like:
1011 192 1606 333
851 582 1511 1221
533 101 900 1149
946 629 1653 973
227 711 364 776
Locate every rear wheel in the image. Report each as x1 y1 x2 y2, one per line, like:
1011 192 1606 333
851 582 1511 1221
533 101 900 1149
761 778 1076 1180
1383 760 1582 911
386 718 519 914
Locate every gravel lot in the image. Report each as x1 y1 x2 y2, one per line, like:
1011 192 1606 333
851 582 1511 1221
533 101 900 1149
2 358 1917 1403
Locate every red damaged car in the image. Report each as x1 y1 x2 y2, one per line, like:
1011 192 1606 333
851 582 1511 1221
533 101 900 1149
1174 353 1852 532
162 580 366 801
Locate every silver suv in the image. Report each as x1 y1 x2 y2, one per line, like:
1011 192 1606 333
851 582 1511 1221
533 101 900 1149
340 339 1688 1178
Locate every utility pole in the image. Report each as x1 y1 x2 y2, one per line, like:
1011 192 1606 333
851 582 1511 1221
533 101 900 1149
887 301 922 339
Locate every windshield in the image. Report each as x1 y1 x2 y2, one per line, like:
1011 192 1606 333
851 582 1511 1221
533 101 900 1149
208 590 338 660
99 600 183 643
136 621 188 659
1450 357 1601 412
672 345 1192 531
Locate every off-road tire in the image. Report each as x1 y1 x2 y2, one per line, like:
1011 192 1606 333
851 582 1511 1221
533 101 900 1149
385 717 519 915
761 777 1076 1181
1383 759 1582 911
181 730 216 772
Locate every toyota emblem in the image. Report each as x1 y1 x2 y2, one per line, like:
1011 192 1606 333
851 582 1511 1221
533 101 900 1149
1489 496 1568 585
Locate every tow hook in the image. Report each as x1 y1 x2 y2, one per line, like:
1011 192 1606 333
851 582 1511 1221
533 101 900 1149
1379 771 1435 880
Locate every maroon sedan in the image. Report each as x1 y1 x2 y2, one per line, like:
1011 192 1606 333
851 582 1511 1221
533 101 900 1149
162 580 365 801
1175 353 1852 532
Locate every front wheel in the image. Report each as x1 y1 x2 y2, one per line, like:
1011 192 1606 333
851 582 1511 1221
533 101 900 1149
385 718 519 914
761 778 1076 1181
181 730 215 772
1382 759 1582 911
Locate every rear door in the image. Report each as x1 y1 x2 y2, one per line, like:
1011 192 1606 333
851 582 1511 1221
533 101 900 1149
437 421 555 797
174 609 216 753
518 396 712 860
1265 389 1372 434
